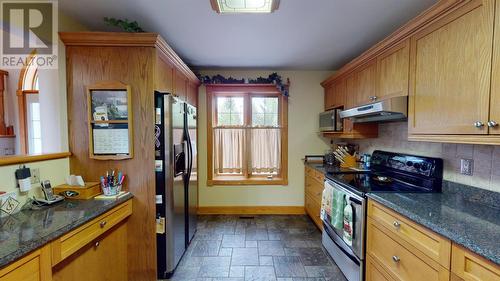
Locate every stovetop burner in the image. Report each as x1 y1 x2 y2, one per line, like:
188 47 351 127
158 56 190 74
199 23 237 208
325 150 443 196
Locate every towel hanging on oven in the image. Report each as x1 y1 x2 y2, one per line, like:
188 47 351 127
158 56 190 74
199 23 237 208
331 188 345 229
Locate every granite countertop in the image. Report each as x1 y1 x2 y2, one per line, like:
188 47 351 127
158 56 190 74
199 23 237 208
0 193 133 268
305 163 500 265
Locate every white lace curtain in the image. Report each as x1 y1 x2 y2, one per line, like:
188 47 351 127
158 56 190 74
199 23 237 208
214 128 281 175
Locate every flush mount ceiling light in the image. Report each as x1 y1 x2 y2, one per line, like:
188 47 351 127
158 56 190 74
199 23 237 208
210 0 280 14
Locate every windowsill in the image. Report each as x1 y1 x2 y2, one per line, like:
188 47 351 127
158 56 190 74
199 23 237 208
208 176 288 186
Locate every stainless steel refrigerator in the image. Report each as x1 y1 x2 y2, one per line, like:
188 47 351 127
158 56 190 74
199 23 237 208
155 92 197 279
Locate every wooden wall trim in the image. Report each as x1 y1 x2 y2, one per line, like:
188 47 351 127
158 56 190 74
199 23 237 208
0 152 71 166
59 32 200 85
321 0 470 86
197 206 305 215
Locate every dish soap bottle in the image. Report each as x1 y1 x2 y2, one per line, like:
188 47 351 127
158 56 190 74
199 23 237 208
343 197 353 246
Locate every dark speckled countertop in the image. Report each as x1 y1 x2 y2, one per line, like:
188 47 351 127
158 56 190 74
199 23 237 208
0 193 133 268
305 162 500 265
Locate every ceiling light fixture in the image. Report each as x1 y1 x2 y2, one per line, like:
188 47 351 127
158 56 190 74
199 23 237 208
210 0 280 14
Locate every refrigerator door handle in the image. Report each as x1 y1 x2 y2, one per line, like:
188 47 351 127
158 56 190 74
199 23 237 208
183 140 189 174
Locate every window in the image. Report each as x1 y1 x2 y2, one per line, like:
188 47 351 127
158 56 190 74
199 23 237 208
207 85 288 185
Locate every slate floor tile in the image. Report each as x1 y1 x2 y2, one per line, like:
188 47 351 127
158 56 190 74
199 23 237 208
230 266 245 278
295 248 331 266
192 240 221 257
273 256 307 278
222 234 246 248
259 256 274 266
169 215 346 281
232 247 259 266
258 240 285 256
245 266 277 281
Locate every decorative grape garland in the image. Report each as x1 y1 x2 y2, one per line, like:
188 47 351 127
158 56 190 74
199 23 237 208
197 72 290 97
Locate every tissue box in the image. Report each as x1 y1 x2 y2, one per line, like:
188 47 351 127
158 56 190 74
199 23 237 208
53 182 101 199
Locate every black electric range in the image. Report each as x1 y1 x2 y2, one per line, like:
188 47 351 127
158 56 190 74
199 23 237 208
325 150 444 197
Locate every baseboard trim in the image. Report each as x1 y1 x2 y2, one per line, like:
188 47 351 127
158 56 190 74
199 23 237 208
197 206 306 215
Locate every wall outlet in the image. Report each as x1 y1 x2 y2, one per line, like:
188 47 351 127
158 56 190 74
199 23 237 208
460 159 474 176
30 168 40 184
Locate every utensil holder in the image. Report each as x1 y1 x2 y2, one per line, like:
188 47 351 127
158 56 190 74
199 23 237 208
101 184 122 196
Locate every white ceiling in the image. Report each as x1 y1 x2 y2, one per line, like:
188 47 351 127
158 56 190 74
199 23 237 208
59 0 437 70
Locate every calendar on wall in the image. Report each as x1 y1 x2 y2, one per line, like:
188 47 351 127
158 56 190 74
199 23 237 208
87 81 133 160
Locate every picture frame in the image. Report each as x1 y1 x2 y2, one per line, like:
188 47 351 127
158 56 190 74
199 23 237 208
87 81 133 160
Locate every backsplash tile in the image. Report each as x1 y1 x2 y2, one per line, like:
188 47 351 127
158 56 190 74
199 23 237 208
350 122 500 192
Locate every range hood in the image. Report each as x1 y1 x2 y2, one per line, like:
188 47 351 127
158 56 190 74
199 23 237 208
339 96 408 123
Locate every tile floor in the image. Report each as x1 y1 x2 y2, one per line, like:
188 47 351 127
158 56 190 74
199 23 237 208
165 215 347 281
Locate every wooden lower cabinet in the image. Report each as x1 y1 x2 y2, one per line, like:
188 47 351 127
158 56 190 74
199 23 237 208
53 223 128 281
367 218 450 281
451 244 500 281
304 166 324 230
367 199 499 281
0 200 132 281
0 245 52 281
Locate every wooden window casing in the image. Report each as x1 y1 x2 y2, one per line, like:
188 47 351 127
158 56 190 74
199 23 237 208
206 84 288 186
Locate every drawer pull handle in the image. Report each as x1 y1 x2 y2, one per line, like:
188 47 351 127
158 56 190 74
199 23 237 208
393 221 400 228
95 241 100 248
392 255 400 263
100 221 107 228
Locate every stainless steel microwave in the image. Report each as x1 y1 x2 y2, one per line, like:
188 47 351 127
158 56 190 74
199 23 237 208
319 109 343 132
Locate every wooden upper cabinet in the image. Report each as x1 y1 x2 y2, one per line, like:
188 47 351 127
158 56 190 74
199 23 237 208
324 79 346 110
377 40 410 101
489 0 500 135
155 54 174 93
355 60 377 106
186 81 198 106
409 0 494 135
174 70 187 101
345 72 357 109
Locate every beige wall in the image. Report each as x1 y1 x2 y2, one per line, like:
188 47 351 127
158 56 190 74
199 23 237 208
198 70 332 207
352 122 500 192
0 12 87 205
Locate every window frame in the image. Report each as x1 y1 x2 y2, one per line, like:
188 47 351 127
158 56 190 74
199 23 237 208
206 84 288 186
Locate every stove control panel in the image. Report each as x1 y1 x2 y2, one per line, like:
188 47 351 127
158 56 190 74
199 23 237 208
370 150 443 178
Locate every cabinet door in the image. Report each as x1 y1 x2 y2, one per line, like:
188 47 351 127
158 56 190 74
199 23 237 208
409 0 494 135
53 223 128 281
174 70 187 101
186 81 198 106
324 80 346 110
345 72 357 109
0 246 51 281
355 60 377 106
377 40 410 100
489 0 500 135
324 84 336 110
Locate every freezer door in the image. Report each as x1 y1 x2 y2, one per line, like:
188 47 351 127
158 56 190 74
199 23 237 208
156 94 187 278
185 103 198 244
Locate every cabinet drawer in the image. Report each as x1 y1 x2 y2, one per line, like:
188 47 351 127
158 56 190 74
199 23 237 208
305 194 322 229
0 245 51 281
367 218 450 281
366 255 396 281
52 200 132 265
305 176 324 201
368 200 451 268
451 243 500 281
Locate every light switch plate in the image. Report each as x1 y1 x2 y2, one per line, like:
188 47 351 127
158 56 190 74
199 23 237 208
30 168 40 184
460 159 473 176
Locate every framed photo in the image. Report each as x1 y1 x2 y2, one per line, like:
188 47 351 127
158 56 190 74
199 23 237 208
87 81 133 160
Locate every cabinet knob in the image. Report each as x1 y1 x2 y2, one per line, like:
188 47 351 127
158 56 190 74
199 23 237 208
100 221 107 228
474 121 485 128
393 221 401 228
392 255 400 263
488 120 498 128
95 241 100 248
